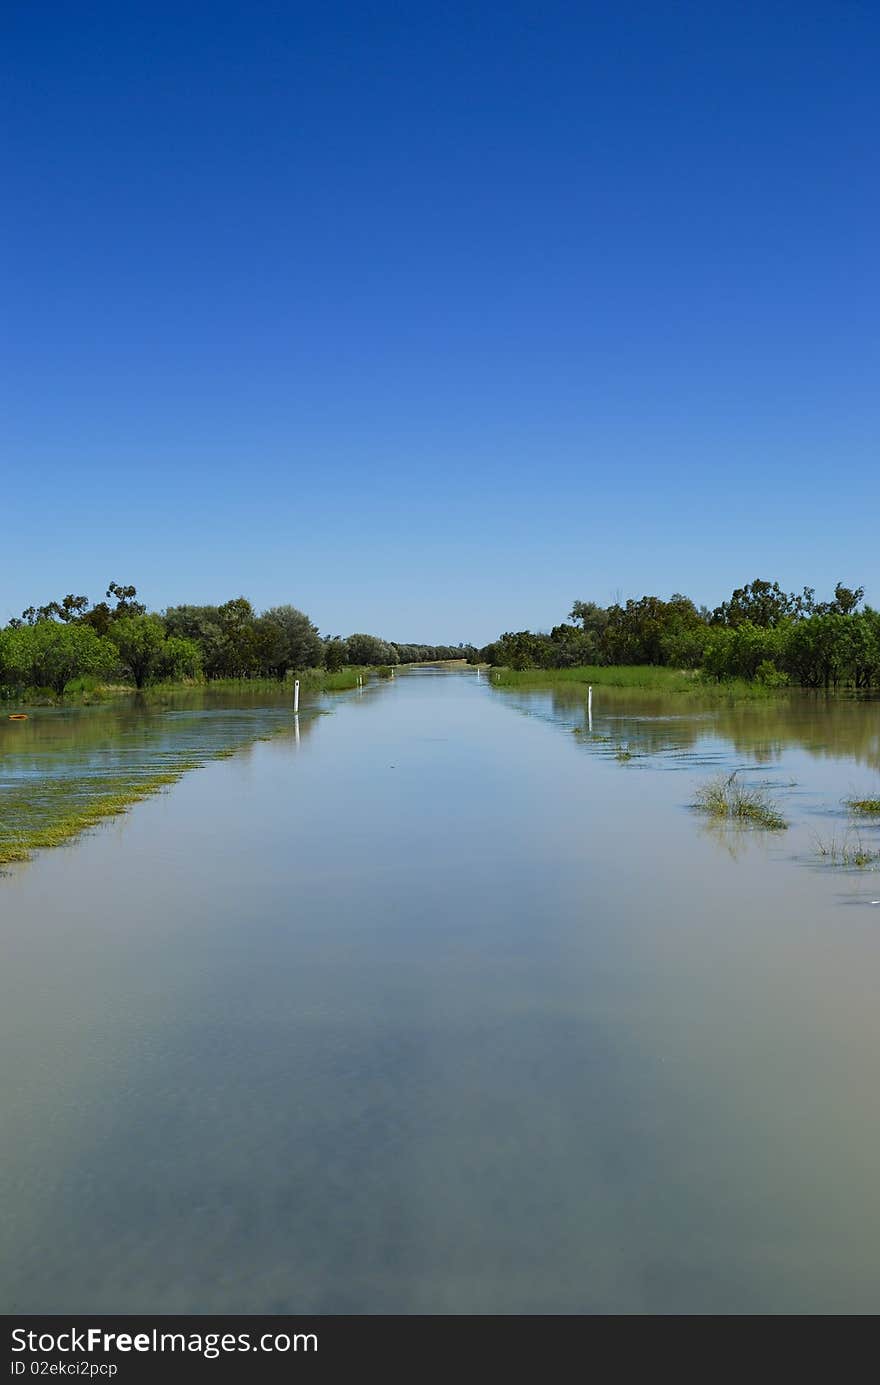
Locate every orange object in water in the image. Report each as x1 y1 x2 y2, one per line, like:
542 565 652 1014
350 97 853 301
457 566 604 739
8 714 28 720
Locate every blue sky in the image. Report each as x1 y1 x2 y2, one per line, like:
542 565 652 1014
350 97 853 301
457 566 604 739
3 1 877 643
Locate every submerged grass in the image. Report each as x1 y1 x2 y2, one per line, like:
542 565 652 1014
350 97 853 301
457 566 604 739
0 700 338 866
0 770 198 862
845 798 880 815
693 771 788 830
0 769 201 864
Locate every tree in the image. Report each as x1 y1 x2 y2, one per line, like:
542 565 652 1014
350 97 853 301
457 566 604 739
345 633 396 665
323 638 349 672
164 605 225 675
80 602 114 636
703 621 785 680
819 581 865 617
14 594 90 625
216 597 260 677
58 594 90 621
0 621 116 695
712 579 796 628
154 636 202 682
569 601 609 636
257 605 323 678
106 582 146 617
601 594 703 665
107 615 167 688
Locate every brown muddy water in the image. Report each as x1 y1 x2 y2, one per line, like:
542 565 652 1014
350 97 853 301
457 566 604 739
2 668 880 1313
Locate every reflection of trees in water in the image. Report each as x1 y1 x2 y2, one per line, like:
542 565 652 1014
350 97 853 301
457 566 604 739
0 689 320 796
538 687 880 773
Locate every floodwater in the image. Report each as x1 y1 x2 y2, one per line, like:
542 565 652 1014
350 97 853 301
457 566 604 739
2 667 880 1314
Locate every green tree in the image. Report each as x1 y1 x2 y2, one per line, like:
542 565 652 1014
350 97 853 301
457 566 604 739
154 636 203 682
602 595 703 665
345 633 396 665
323 638 349 672
712 579 796 628
106 582 146 617
0 621 116 696
216 597 260 677
257 605 323 678
107 615 167 688
164 605 225 675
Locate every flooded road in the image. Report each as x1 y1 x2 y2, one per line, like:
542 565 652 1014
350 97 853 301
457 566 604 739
2 669 880 1312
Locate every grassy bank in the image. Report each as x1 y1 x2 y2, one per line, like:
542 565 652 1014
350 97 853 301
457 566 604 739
141 667 369 698
487 665 782 699
4 665 371 708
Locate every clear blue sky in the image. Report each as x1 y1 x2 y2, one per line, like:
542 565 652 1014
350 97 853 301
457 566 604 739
2 1 877 643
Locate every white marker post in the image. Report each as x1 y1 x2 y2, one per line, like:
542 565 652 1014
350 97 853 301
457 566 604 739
294 678 300 713
588 684 593 733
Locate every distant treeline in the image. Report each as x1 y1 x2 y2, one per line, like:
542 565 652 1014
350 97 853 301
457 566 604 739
480 580 880 690
0 584 476 696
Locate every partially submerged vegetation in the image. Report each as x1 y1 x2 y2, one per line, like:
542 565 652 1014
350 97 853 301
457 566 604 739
813 833 880 868
0 769 199 864
693 772 788 831
845 797 880 815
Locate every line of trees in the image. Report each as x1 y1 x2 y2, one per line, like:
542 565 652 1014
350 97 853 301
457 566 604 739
479 580 880 690
0 584 476 697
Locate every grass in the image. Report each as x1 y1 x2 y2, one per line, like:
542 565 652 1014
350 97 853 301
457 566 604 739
845 798 880 815
813 833 880 868
490 664 694 691
142 667 369 698
693 771 788 830
489 665 784 700
4 666 373 710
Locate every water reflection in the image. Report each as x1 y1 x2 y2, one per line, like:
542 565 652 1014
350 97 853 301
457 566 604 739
0 687 327 859
498 683 880 771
